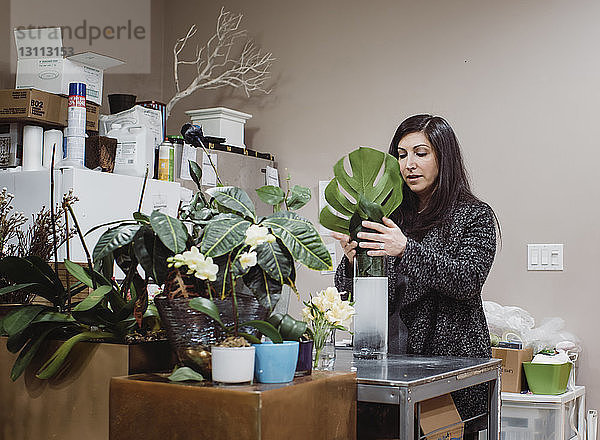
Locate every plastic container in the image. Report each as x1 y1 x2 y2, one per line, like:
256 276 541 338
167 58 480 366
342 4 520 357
523 362 572 395
499 386 585 440
107 123 155 178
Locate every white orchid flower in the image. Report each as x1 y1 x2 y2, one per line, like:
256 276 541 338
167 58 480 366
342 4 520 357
239 251 257 269
244 224 276 248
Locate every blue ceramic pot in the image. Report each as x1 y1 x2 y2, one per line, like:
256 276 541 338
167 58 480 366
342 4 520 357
253 341 299 383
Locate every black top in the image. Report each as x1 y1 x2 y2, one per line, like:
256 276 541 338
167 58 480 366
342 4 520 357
335 198 497 423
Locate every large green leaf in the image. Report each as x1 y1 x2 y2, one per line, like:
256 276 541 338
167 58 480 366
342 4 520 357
256 185 285 206
36 331 114 379
0 283 40 297
93 224 142 262
64 260 93 287
206 186 256 222
72 285 113 312
243 266 282 311
255 240 292 285
200 214 250 258
241 320 282 343
319 147 403 234
133 226 172 285
10 326 55 381
286 185 311 210
189 297 225 328
262 212 331 271
149 210 189 254
3 305 47 336
0 257 63 305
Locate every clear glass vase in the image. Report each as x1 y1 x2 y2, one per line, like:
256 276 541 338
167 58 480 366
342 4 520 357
353 253 388 359
312 326 336 371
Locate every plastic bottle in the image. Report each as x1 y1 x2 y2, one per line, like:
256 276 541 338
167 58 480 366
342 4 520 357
107 123 155 178
157 140 174 181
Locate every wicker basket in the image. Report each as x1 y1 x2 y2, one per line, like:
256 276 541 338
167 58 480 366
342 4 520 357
155 285 267 376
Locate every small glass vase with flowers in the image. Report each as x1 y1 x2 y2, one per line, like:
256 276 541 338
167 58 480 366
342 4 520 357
302 287 354 371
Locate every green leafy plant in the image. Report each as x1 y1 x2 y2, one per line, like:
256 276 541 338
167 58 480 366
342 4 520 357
319 146 403 242
256 171 311 213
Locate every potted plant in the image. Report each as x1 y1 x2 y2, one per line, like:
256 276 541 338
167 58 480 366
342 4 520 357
302 286 354 370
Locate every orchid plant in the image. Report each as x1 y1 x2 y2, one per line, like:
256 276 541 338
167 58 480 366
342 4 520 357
302 286 355 367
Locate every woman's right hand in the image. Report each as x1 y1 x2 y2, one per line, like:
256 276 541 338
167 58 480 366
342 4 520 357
330 231 358 265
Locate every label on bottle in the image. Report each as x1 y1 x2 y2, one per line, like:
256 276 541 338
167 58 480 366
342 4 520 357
158 157 169 181
116 142 137 165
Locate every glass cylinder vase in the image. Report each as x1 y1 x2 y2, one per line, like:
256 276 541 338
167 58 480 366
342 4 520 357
312 327 336 371
353 253 388 359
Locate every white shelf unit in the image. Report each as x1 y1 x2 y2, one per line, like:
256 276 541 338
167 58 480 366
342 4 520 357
499 386 586 440
0 168 181 263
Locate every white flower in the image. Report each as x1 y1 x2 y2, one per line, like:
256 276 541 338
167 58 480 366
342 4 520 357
193 255 219 281
325 300 355 327
244 224 276 247
239 251 257 269
311 295 328 313
167 246 219 281
322 286 342 306
302 306 314 321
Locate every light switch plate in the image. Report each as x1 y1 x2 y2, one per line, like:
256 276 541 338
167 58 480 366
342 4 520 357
527 244 563 271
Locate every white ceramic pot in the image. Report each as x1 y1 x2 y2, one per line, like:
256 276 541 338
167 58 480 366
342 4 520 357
211 346 255 383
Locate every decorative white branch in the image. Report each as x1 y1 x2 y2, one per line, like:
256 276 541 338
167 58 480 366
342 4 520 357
166 7 275 119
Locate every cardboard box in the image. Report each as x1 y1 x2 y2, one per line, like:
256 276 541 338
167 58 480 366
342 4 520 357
0 88 99 131
14 27 123 105
492 346 533 393
420 394 464 440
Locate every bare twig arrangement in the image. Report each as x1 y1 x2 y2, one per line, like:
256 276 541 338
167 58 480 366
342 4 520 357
166 7 275 118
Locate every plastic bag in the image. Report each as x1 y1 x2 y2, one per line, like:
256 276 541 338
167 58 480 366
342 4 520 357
521 317 581 354
483 301 535 341
483 301 581 354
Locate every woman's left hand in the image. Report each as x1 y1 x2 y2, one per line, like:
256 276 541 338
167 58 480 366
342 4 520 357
358 217 408 257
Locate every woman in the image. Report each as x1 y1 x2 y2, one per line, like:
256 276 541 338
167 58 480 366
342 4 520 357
332 114 499 436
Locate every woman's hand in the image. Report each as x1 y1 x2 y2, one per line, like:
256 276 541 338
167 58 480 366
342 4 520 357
358 217 408 257
330 231 358 265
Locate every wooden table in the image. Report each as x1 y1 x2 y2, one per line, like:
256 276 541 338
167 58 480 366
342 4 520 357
110 370 356 440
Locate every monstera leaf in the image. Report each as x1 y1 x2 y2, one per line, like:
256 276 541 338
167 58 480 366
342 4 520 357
319 147 403 234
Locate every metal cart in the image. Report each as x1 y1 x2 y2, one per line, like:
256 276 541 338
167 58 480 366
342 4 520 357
335 348 502 440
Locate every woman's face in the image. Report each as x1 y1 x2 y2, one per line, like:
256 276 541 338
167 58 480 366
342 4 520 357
397 131 439 201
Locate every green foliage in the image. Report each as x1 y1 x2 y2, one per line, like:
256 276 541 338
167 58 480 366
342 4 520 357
262 212 332 271
268 312 308 341
149 211 189 254
319 146 403 234
168 366 205 382
200 214 250 258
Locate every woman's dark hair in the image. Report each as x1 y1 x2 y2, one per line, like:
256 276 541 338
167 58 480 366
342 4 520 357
388 114 500 240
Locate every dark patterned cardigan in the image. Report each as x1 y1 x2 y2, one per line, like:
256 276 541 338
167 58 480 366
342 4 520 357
335 198 497 424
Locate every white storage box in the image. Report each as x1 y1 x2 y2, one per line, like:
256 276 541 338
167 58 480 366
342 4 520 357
185 107 251 148
500 386 586 440
14 28 123 105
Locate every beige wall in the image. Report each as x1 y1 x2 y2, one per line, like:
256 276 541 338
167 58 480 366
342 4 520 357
1 0 598 413
163 0 600 410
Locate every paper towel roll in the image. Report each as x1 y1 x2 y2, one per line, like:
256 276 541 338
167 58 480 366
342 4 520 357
23 125 44 171
42 129 63 168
